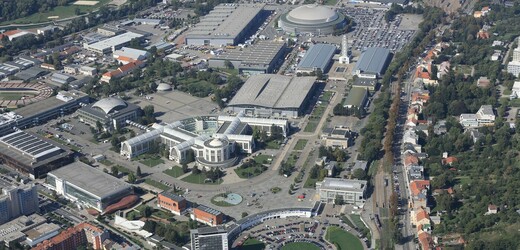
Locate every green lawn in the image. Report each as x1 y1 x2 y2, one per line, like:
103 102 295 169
510 98 520 107
304 175 319 188
113 165 132 175
163 166 185 178
350 214 368 231
325 226 364 250
266 140 281 149
281 242 320 250
152 209 173 220
234 164 267 179
294 139 308 150
254 154 272 164
340 215 356 228
181 173 222 185
144 179 169 191
139 156 165 167
304 121 319 133
99 159 114 166
239 238 265 250
0 0 111 25
0 93 24 100
323 0 338 5
503 89 512 95
286 152 300 166
320 91 333 102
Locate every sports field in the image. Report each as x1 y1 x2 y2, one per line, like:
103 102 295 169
325 226 364 250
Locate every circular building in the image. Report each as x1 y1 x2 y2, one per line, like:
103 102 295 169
278 5 346 35
196 136 238 169
92 97 128 114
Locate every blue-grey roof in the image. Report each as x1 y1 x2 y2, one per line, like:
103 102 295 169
297 43 336 71
354 47 392 76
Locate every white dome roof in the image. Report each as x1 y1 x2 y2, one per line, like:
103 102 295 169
92 97 127 114
209 138 224 147
157 83 172 91
287 5 338 24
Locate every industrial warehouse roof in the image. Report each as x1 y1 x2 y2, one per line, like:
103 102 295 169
0 130 63 160
86 32 143 52
228 74 316 109
318 177 367 192
354 47 392 76
297 43 336 71
185 3 265 39
211 41 285 66
48 161 131 199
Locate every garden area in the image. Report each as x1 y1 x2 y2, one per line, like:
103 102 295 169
144 179 169 191
294 139 308 150
181 167 223 185
235 160 268 179
240 238 265 250
138 154 165 167
163 166 186 178
325 226 364 250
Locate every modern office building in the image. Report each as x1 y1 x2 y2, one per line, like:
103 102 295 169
184 4 266 46
157 191 187 215
316 178 367 205
227 74 317 117
459 105 496 128
190 226 229 250
191 205 224 226
0 131 73 179
46 161 134 213
84 32 144 54
353 47 393 78
208 41 286 75
321 127 353 149
0 184 39 224
77 97 142 131
120 114 288 169
0 90 90 136
278 4 347 35
296 43 337 74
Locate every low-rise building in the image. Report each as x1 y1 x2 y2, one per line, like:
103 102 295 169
316 178 367 205
101 60 145 83
79 66 97 76
157 191 187 216
343 87 368 109
113 47 150 65
77 97 141 131
191 205 224 226
0 214 46 247
321 127 353 149
352 77 377 91
23 223 60 247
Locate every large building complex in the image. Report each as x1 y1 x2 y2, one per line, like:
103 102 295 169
208 41 286 75
353 47 393 78
33 222 109 250
120 114 288 169
46 161 134 213
316 178 367 205
184 4 266 46
84 32 144 54
278 5 347 35
227 74 317 117
0 131 73 179
190 226 229 250
297 43 337 74
459 105 495 128
0 214 47 247
77 97 142 131
0 184 39 224
0 90 89 136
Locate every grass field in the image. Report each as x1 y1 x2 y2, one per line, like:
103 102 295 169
286 152 300 166
325 226 364 250
350 214 369 232
139 156 165 167
0 93 25 100
239 239 265 250
294 139 308 150
266 140 281 149
254 154 272 164
281 242 320 250
163 166 185 178
181 173 222 185
99 159 113 166
0 0 110 25
234 164 266 179
144 179 169 191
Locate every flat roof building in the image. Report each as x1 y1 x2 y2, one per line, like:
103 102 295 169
0 131 73 179
190 226 228 250
316 178 367 205
113 47 150 65
0 214 46 247
228 74 316 117
297 43 337 73
353 47 392 78
321 127 353 149
343 87 368 109
84 32 144 54
157 191 187 216
46 161 133 213
209 41 286 75
185 4 266 46
23 223 60 247
191 205 224 226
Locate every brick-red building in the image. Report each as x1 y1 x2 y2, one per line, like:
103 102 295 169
157 191 187 215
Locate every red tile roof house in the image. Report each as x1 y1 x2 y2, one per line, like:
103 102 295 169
441 156 458 166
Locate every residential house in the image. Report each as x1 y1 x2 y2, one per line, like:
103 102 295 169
433 120 447 135
418 231 434 250
408 165 424 180
476 76 491 88
413 208 431 229
410 180 430 209
101 60 145 83
486 204 498 215
441 156 458 166
404 154 419 168
403 129 418 145
437 61 450 79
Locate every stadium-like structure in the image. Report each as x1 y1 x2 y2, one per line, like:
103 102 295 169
120 113 289 169
278 4 347 35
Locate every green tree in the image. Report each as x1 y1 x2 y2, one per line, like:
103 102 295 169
224 60 234 69
143 206 153 218
127 172 136 183
74 7 81 15
241 212 249 218
334 195 344 205
110 166 119 177
353 168 367 180
136 166 142 177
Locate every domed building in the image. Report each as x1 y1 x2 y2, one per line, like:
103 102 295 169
278 5 346 35
156 83 172 91
77 97 142 131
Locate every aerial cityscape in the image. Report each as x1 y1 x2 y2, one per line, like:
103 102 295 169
0 0 518 249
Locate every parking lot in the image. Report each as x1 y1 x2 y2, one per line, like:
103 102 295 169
342 7 420 52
